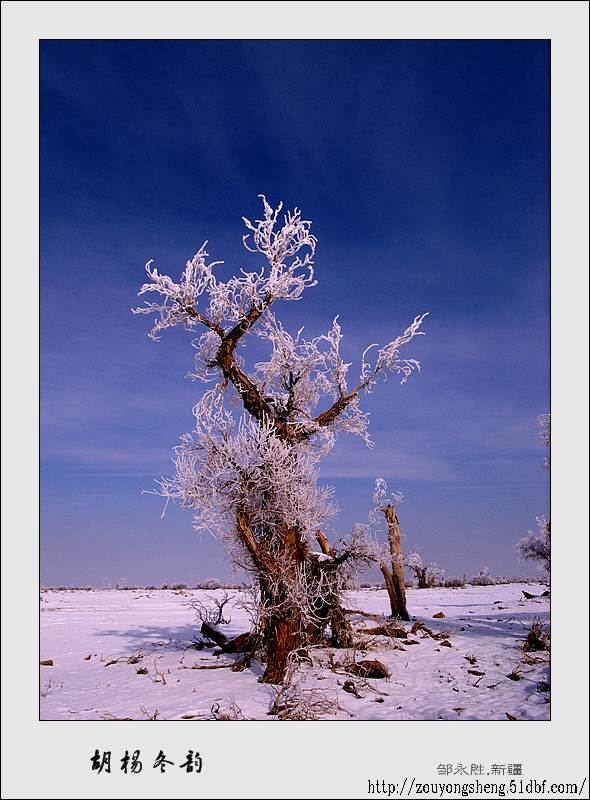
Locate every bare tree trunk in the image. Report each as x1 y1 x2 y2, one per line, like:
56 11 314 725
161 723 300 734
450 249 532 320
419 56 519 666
381 504 410 621
236 512 356 682
262 607 306 684
261 520 309 683
236 509 306 684
315 529 332 556
329 603 355 648
314 530 354 648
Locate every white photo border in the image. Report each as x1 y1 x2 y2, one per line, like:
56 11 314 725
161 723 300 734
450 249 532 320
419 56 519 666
1 2 588 798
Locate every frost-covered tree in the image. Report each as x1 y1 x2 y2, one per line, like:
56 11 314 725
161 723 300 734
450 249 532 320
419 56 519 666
516 413 550 581
406 550 444 589
517 516 550 578
134 196 427 682
370 479 410 620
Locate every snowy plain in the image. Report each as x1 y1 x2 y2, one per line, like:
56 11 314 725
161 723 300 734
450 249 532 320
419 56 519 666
40 584 550 721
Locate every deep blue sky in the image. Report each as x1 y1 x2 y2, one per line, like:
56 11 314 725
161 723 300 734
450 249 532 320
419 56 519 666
41 40 549 586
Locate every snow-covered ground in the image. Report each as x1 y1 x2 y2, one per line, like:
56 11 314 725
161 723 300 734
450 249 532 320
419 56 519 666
40 584 550 721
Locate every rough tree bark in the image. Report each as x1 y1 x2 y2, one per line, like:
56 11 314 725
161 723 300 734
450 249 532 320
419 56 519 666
313 530 354 649
380 503 410 621
235 510 357 681
261 521 310 684
262 605 307 684
236 509 309 683
260 526 356 682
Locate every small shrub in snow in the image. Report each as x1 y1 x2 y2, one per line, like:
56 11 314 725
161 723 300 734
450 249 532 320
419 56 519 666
196 578 222 590
189 591 234 630
210 700 251 721
523 617 550 652
470 575 495 586
470 566 496 586
443 575 466 588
